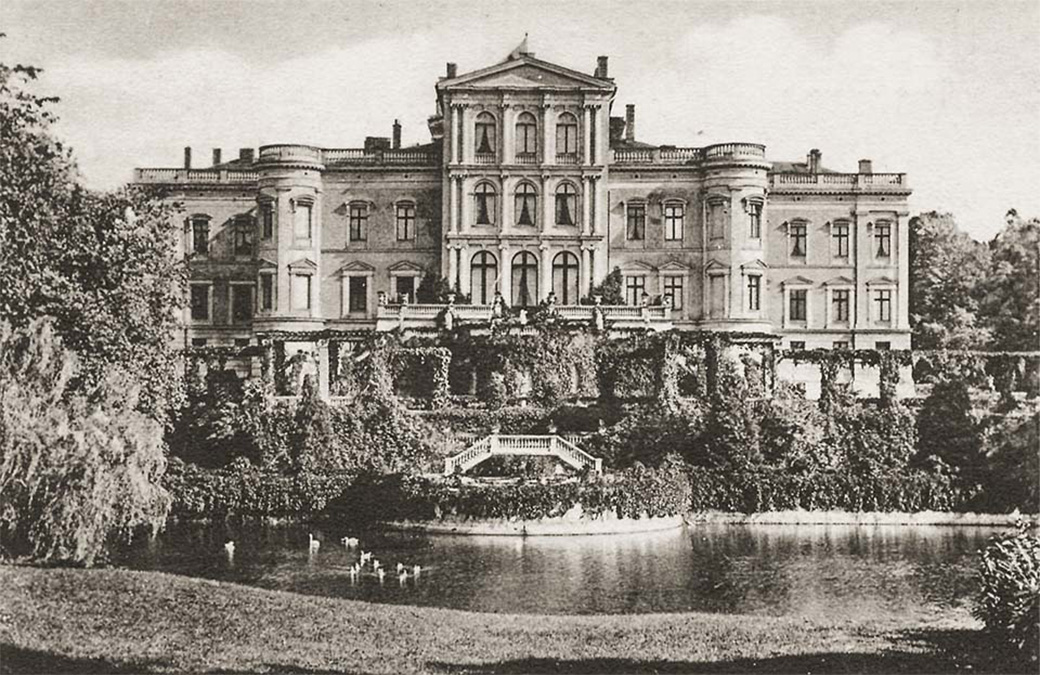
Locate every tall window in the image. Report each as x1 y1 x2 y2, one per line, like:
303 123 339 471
748 201 762 239
348 276 367 313
552 251 579 305
475 112 496 156
292 274 312 310
664 202 684 241
555 183 577 226
261 204 273 239
470 251 498 305
191 217 210 255
875 289 892 322
395 276 415 303
832 289 850 322
260 274 274 311
515 183 537 227
512 251 538 307
663 276 684 311
833 341 849 350
190 284 210 321
790 289 807 321
626 203 646 240
833 221 849 257
790 222 807 257
234 218 253 256
231 285 253 323
875 222 891 257
515 112 537 159
556 112 578 160
396 202 416 241
474 182 496 225
349 203 367 241
747 275 761 311
293 202 313 240
625 275 646 306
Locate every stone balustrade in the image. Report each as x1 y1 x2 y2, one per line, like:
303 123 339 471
133 168 260 184
769 172 909 191
611 142 766 166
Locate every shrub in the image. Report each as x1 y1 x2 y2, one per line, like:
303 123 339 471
974 524 1040 665
980 412 1040 513
0 319 170 566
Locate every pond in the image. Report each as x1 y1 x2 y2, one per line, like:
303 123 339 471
114 521 1001 618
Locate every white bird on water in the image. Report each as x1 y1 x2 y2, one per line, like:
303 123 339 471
224 540 235 556
308 533 320 553
360 551 372 564
412 564 422 577
396 562 405 573
377 568 386 583
398 570 408 585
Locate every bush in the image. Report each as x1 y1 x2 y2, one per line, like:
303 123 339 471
0 319 170 566
974 524 1040 665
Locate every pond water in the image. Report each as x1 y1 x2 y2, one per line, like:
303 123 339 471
114 521 1001 618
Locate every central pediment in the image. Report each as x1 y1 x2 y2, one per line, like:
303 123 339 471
439 56 615 92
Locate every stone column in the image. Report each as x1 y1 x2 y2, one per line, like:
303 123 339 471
460 176 471 232
459 244 472 297
448 245 459 292
580 246 591 297
540 243 553 301
501 174 513 231
582 105 592 166
541 103 554 165
449 175 459 234
450 104 461 166
499 244 511 303
502 104 514 165
581 177 592 235
541 173 552 232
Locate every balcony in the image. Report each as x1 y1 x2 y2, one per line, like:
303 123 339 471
322 148 438 166
611 142 766 166
515 152 538 165
768 172 909 193
375 302 672 331
134 168 259 184
555 152 579 165
474 153 497 165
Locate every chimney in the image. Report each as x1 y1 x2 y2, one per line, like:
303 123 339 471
392 119 402 149
183 146 192 169
238 148 255 163
625 104 636 142
596 55 609 78
446 62 457 78
609 116 626 143
858 158 873 174
212 148 222 166
807 148 821 174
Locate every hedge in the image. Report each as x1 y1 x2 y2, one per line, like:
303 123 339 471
974 524 1040 664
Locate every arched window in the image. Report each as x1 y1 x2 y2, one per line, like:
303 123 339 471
515 112 537 159
555 182 577 226
552 251 580 305
470 250 498 305
475 112 496 157
511 251 538 307
556 112 578 161
515 183 537 227
474 182 497 226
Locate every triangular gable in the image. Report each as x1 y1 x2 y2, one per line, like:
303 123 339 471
339 260 375 274
741 259 768 271
703 259 728 272
387 260 424 273
824 275 855 286
867 275 898 285
257 257 278 269
658 259 691 272
439 56 613 91
288 258 317 271
618 260 655 272
782 275 814 287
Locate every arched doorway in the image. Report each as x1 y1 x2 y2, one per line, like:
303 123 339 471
552 251 580 305
470 250 498 305
511 251 538 307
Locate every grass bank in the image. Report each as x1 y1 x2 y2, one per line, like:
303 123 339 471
0 566 1029 674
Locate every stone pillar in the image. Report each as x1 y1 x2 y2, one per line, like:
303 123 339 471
460 176 471 231
502 104 514 165
499 244 511 303
541 103 554 165
581 177 592 235
501 175 513 231
448 245 459 292
541 174 552 232
318 340 330 400
450 104 461 166
540 243 552 301
580 246 591 297
582 105 592 166
449 175 459 234
459 245 472 297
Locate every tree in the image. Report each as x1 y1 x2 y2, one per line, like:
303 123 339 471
916 379 984 486
981 210 1040 351
909 212 991 349
0 319 170 566
583 267 625 305
0 56 186 424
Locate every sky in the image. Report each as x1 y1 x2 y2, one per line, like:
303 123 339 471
3 0 1038 241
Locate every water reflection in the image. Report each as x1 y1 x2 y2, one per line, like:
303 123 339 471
114 522 999 617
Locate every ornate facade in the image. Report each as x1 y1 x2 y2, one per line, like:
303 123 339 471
135 47 911 357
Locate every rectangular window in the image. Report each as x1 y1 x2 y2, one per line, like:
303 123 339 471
349 204 367 241
790 341 806 351
875 222 891 257
875 341 891 350
260 274 273 311
789 289 807 321
833 222 849 257
748 202 762 239
664 203 684 241
190 285 210 321
396 203 416 241
395 276 415 303
626 204 645 241
231 285 253 323
348 276 367 313
293 202 313 240
790 222 807 257
875 289 892 322
832 289 850 322
190 338 208 347
261 205 273 239
192 219 209 255
292 274 312 310
234 338 250 348
234 219 253 256
663 276 684 311
747 275 761 311
833 341 849 350
624 275 646 306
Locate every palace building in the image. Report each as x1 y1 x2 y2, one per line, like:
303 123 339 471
135 44 911 362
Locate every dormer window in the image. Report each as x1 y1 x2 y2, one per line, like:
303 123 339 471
475 182 497 225
475 112 496 158
556 112 578 162
515 182 537 227
875 221 892 257
515 112 537 161
555 182 577 226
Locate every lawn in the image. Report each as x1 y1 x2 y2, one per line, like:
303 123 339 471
0 566 1027 674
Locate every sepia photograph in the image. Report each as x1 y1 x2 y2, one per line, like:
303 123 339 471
1 1 1038 673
